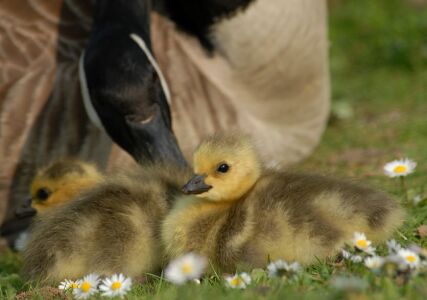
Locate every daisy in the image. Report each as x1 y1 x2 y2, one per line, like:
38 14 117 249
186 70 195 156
350 255 363 263
267 260 301 277
14 231 29 252
397 249 420 269
365 246 377 256
386 239 402 254
341 249 352 260
72 273 100 299
352 232 372 252
384 159 416 178
58 279 79 291
364 256 384 270
413 195 423 205
165 253 207 285
288 262 302 272
225 272 251 289
99 273 132 298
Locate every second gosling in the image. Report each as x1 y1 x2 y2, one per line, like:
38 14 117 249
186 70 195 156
162 134 405 272
22 164 190 283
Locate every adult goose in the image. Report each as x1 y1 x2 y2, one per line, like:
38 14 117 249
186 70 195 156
0 0 329 245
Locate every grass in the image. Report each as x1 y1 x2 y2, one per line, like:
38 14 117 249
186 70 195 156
2 0 427 298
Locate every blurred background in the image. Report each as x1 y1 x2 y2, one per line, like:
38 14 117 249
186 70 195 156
301 0 427 194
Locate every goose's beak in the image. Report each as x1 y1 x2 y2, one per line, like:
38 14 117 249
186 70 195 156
15 198 36 218
182 174 212 195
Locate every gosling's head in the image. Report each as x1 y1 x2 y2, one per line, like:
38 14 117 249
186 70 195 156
16 159 103 217
182 133 262 202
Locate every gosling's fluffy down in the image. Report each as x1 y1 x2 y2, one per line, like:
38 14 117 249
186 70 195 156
23 164 190 283
162 134 405 272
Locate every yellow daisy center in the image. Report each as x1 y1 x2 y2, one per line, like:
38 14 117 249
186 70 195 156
393 165 407 174
182 263 193 274
70 283 79 289
81 282 91 293
230 278 242 287
356 239 368 249
111 281 122 291
406 255 416 263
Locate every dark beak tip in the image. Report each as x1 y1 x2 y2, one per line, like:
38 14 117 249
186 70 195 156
181 186 190 194
182 174 213 195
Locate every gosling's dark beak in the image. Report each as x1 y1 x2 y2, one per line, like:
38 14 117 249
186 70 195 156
15 198 36 218
182 174 212 195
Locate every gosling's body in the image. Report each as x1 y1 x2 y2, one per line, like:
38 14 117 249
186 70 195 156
23 164 190 283
162 134 405 272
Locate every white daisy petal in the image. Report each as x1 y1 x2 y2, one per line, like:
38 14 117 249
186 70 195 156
350 255 363 263
165 253 207 285
383 159 416 178
341 249 352 260
413 195 423 205
386 239 402 254
365 246 377 256
288 262 301 272
267 259 301 278
14 231 30 252
364 256 384 270
240 272 252 285
267 259 288 277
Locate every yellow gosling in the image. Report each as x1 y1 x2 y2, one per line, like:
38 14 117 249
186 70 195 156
162 133 405 272
22 163 191 284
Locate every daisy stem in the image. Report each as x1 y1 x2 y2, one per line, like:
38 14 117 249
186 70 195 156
399 177 409 205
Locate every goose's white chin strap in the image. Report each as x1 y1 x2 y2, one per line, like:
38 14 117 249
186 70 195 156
78 33 171 129
129 33 171 105
79 52 104 130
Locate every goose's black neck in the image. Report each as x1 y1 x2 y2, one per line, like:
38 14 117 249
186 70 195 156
162 0 256 51
93 0 151 41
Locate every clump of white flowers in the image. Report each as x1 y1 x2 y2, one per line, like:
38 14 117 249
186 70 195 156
340 233 427 282
58 273 132 299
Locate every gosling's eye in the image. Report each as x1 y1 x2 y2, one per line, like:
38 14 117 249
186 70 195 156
217 163 230 173
36 188 51 201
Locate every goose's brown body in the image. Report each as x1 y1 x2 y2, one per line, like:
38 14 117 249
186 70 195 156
1 0 329 226
162 135 405 272
23 164 190 283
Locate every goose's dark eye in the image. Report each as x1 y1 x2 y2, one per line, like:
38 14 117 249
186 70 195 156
217 164 229 173
36 188 51 201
